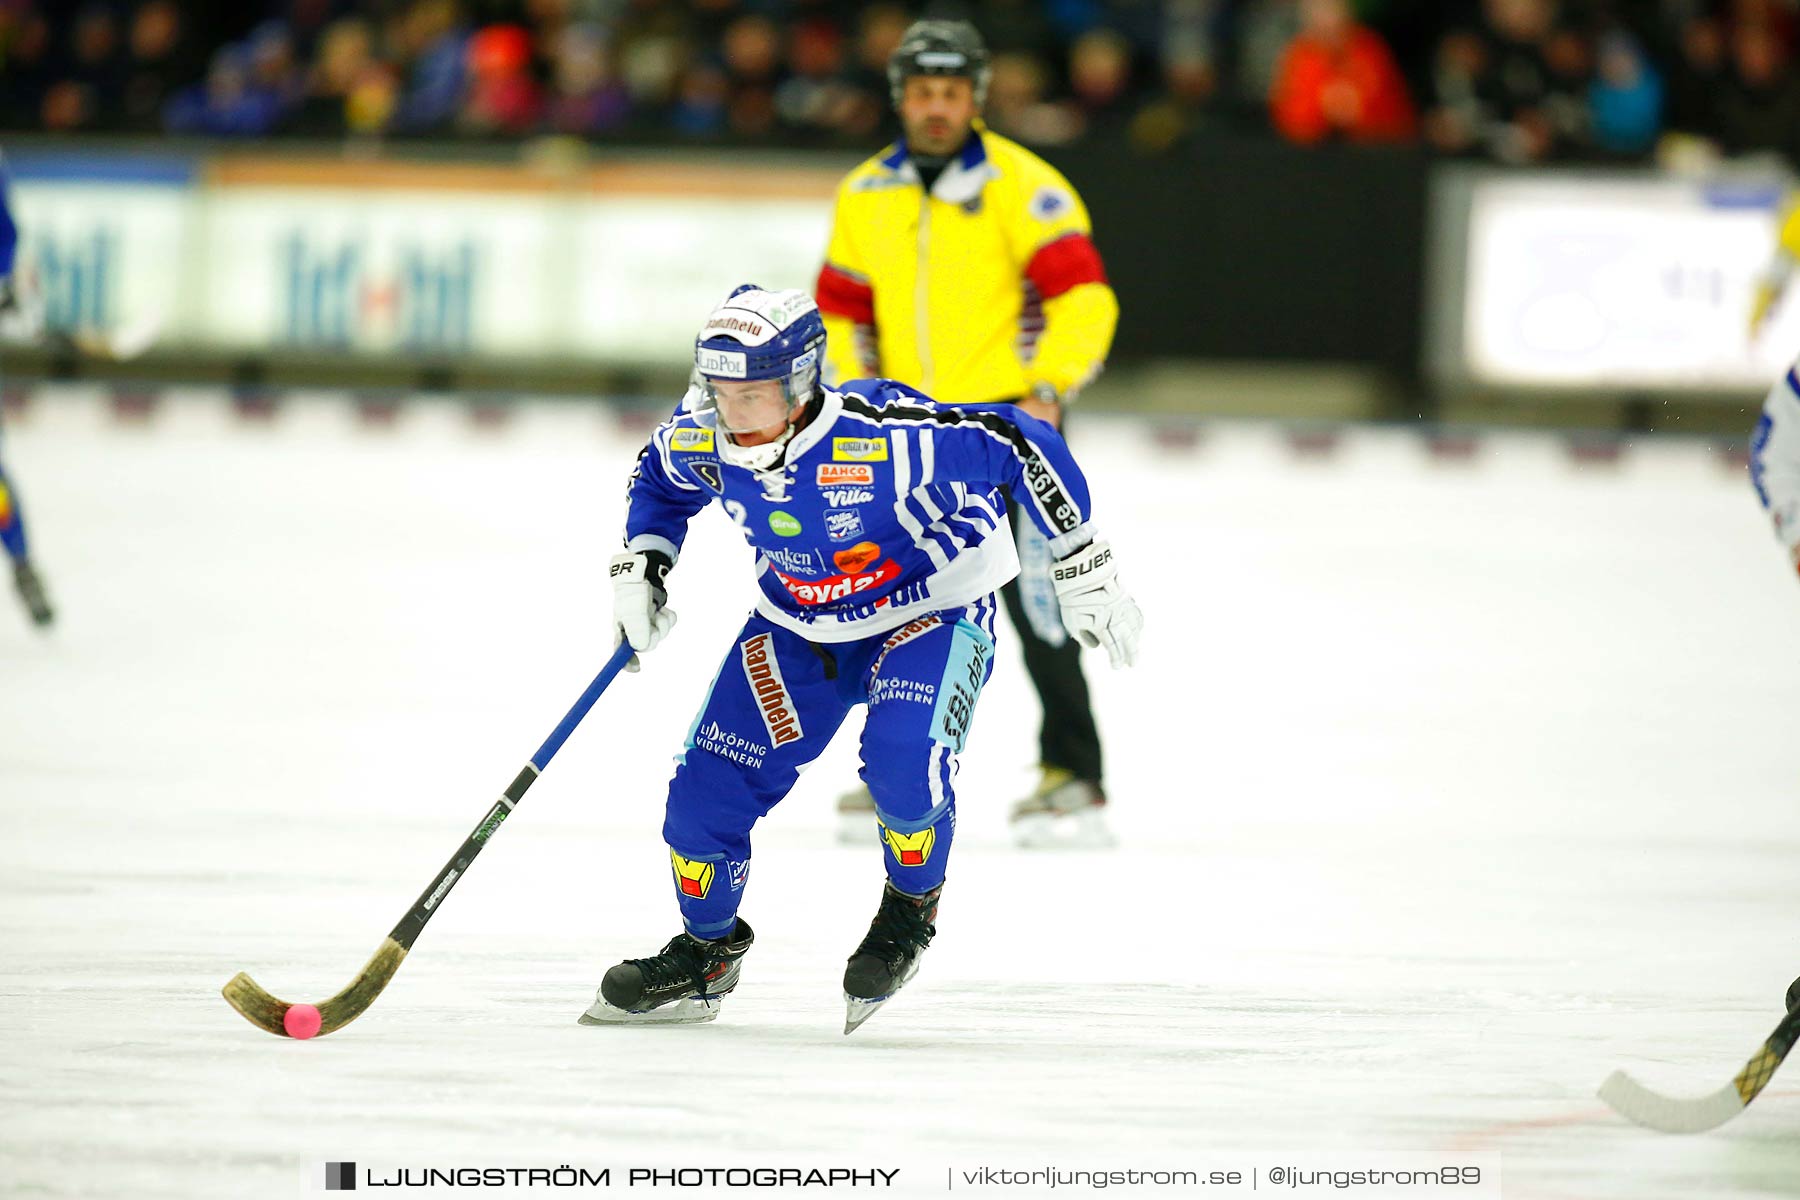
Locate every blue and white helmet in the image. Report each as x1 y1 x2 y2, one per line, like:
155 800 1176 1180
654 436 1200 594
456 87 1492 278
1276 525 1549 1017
690 284 826 424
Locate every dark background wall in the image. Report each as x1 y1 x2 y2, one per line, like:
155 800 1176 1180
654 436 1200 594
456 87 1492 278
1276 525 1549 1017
1057 134 1428 375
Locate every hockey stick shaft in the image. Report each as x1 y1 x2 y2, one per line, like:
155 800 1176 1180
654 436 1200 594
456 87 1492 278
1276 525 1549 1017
223 640 637 1036
386 638 636 952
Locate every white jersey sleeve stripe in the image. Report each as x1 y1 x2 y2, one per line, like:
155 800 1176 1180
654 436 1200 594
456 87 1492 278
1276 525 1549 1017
890 429 952 571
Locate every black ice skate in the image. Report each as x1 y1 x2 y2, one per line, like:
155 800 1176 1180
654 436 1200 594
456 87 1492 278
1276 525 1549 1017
842 882 940 1035
579 919 753 1026
12 559 52 628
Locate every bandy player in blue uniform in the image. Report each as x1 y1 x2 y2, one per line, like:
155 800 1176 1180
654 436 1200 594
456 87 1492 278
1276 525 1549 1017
0 155 52 628
581 285 1143 1033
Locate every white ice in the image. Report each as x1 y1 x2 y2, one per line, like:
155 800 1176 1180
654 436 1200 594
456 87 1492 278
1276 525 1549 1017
2 388 1798 1199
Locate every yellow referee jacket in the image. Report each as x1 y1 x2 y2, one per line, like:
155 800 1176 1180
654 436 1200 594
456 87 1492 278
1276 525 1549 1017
814 124 1119 407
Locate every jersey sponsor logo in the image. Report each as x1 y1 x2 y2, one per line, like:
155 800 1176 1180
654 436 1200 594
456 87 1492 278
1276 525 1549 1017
886 579 933 608
670 851 715 899
878 820 936 868
832 437 888 462
818 464 874 486
824 508 865 542
1030 185 1073 221
820 487 875 506
869 614 943 680
930 623 992 752
763 546 823 576
728 859 751 891
740 632 804 746
671 428 715 453
693 462 724 492
870 678 937 707
696 347 747 378
832 540 881 575
691 720 768 769
768 510 802 536
772 558 901 606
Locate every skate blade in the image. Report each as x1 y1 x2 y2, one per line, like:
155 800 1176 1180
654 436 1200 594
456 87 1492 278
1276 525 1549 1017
843 995 891 1035
1010 809 1117 851
842 956 922 1035
578 995 723 1026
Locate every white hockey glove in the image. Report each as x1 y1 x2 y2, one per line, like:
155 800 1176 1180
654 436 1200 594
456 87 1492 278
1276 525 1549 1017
609 549 676 671
1052 539 1143 669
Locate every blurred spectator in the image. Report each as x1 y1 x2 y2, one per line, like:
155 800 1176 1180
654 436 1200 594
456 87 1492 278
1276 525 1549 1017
67 4 127 128
1232 0 1303 118
545 22 630 134
1423 0 1591 164
122 0 195 131
1588 29 1663 157
245 20 301 118
612 0 693 117
1066 27 1137 138
1664 15 1727 137
163 42 287 135
1269 0 1416 145
1 10 56 130
1712 20 1800 163
289 16 375 135
0 0 1747 161
460 23 542 133
773 16 847 137
986 49 1082 146
850 4 910 92
1127 34 1218 153
670 60 727 138
719 13 779 138
391 0 467 133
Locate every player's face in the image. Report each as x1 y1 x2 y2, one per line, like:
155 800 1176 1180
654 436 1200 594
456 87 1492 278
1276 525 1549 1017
709 378 793 445
900 76 978 157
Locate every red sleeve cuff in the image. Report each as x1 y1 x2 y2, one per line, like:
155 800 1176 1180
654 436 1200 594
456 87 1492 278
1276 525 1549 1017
815 263 875 325
1024 233 1108 300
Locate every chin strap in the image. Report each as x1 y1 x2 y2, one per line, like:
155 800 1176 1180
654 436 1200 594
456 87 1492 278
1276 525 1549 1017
719 422 797 472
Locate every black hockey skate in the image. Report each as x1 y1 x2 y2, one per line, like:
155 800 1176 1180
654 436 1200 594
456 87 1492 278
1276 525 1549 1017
842 882 940 1034
579 919 754 1026
12 559 52 628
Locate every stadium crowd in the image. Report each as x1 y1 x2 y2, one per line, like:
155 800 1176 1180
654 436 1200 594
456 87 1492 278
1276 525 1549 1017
2 0 1798 165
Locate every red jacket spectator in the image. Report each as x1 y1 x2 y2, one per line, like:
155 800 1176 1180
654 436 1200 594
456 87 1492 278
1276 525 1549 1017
1271 0 1417 145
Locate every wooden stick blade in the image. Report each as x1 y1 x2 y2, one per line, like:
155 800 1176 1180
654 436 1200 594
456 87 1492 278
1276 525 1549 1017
221 939 409 1038
221 972 290 1036
1599 1069 1746 1134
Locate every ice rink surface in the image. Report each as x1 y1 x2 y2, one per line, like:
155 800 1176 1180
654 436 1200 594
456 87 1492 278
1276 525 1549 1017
2 387 1798 1199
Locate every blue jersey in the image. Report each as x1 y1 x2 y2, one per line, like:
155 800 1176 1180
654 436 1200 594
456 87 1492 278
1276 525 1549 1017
624 379 1096 642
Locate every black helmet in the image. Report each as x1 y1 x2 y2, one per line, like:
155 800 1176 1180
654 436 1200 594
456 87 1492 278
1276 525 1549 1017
887 18 991 108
